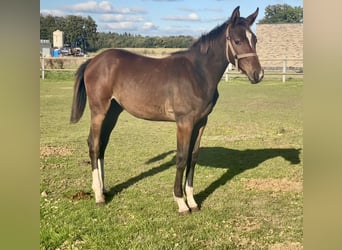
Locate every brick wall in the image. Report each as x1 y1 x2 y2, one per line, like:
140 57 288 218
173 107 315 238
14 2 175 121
256 23 303 69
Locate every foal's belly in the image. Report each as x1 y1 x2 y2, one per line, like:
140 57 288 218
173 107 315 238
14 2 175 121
111 95 176 122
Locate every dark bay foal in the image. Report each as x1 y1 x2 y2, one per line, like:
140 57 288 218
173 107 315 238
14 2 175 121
70 6 264 214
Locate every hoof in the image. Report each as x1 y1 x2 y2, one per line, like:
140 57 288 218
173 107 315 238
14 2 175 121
178 210 191 216
96 201 106 206
190 206 200 212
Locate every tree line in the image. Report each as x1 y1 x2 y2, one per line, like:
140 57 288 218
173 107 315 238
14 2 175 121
40 4 302 52
96 33 195 49
40 14 195 51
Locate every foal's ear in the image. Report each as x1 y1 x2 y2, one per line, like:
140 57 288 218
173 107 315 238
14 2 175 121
230 6 240 25
246 8 259 26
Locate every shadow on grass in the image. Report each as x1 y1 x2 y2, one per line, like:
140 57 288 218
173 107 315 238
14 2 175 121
194 147 301 207
105 150 176 203
105 147 301 205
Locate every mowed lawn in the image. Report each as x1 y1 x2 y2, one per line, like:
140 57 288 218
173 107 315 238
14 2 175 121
40 77 303 249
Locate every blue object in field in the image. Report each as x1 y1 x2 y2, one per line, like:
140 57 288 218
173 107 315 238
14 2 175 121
53 49 60 57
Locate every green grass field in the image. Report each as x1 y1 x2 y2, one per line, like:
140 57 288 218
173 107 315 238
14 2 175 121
40 77 303 249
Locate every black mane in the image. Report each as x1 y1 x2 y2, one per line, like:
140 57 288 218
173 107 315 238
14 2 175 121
190 21 229 50
171 14 254 57
171 20 230 56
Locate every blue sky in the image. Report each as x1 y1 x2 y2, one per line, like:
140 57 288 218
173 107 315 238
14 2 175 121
40 0 303 37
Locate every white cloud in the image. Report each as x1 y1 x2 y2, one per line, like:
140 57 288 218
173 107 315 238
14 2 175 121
40 9 65 17
105 22 136 30
163 12 201 21
100 14 124 22
98 1 113 12
116 7 146 14
188 13 200 20
142 22 158 30
64 1 146 14
100 14 144 22
68 0 99 12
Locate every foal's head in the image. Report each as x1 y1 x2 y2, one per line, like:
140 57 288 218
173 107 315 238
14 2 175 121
226 7 264 83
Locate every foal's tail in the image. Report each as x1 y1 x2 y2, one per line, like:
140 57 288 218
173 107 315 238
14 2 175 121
70 59 92 123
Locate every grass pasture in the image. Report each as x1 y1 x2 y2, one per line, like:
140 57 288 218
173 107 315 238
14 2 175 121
40 77 303 249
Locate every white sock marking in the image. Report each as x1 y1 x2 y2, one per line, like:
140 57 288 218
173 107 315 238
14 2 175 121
173 192 189 213
97 159 104 191
185 183 198 209
98 158 106 192
92 167 105 203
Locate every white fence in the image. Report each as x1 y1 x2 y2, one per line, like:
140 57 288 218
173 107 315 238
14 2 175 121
40 56 88 80
40 57 303 82
224 58 303 83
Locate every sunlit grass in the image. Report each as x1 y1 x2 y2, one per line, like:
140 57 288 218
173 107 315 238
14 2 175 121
40 78 303 249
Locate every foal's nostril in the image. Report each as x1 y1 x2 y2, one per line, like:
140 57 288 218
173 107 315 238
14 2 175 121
253 70 264 83
253 71 258 81
253 71 260 83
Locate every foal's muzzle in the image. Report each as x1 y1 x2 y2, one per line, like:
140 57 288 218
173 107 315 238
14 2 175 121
249 69 264 84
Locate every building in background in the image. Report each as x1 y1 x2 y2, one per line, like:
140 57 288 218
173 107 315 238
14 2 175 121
256 23 303 70
40 39 51 57
53 30 64 49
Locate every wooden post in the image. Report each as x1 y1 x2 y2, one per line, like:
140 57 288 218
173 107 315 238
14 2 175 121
282 58 287 83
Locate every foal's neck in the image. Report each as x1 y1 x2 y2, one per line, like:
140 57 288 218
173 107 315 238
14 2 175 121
193 22 229 86
198 35 229 88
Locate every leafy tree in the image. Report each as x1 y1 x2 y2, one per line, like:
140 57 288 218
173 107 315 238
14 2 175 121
259 4 303 24
40 15 97 51
40 14 195 50
40 15 58 41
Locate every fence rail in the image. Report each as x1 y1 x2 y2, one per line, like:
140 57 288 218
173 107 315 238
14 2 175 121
224 58 303 82
40 56 88 80
40 57 303 82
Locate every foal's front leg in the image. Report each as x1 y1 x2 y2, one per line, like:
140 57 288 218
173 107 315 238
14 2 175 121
173 122 193 215
185 117 207 211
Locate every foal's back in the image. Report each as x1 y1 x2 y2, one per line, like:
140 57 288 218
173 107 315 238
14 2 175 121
84 49 202 121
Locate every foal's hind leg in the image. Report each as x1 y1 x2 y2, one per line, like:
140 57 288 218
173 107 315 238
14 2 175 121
88 113 106 204
88 99 122 204
98 100 123 194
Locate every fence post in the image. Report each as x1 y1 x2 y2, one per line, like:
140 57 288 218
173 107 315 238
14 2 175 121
282 58 287 83
41 57 45 80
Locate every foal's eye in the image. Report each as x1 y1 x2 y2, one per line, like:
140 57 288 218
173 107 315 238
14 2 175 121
234 40 241 45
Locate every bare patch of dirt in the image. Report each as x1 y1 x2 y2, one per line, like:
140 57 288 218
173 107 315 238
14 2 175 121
71 191 92 201
40 146 73 157
243 178 302 192
230 214 261 233
269 242 303 250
